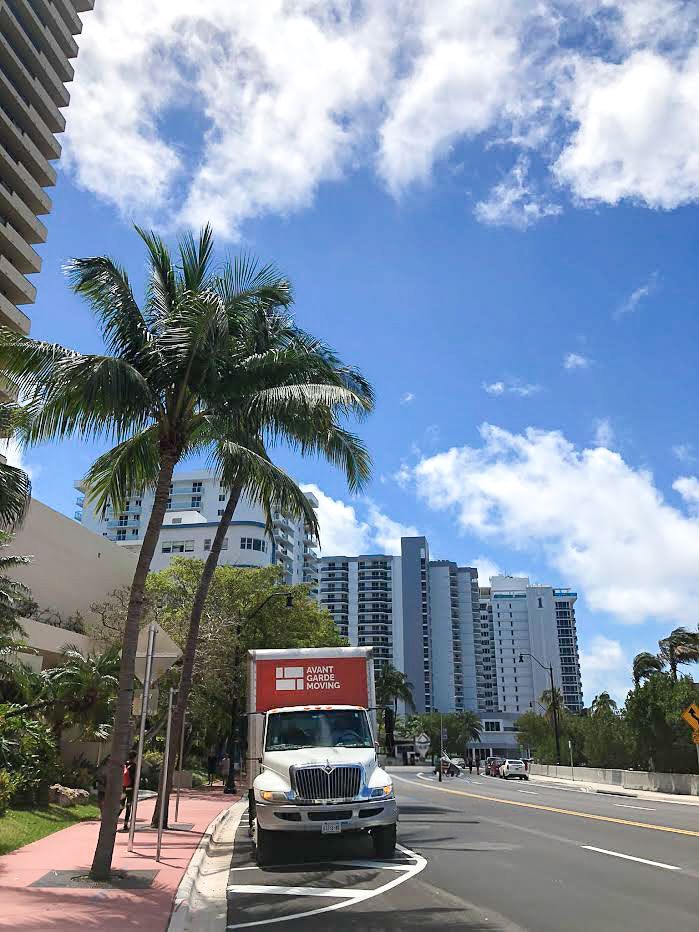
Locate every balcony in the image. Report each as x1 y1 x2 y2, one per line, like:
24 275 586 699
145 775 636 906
0 254 35 305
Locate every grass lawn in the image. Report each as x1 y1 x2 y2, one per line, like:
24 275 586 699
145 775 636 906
0 803 100 855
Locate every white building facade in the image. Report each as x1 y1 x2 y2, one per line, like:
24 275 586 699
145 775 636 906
76 469 319 587
318 542 584 748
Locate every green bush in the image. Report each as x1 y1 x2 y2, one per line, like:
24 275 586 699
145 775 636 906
59 755 97 791
141 750 163 790
0 769 14 817
0 708 58 807
191 771 206 788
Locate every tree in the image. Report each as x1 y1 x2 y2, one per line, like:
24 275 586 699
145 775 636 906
590 692 618 717
624 672 698 772
0 227 325 878
376 664 415 714
658 627 699 681
41 645 120 743
632 651 664 687
146 561 345 755
0 404 31 531
410 711 481 757
154 271 373 825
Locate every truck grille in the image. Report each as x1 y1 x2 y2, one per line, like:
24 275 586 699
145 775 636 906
294 765 361 801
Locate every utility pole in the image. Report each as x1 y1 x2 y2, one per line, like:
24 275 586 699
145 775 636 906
520 652 562 765
438 711 443 783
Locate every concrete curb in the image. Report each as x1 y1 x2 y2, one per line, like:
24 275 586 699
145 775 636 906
168 798 247 932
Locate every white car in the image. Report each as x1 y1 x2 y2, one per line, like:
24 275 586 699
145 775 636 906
499 759 528 780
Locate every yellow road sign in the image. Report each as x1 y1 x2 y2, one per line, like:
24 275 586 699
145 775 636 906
693 732 699 745
681 703 699 732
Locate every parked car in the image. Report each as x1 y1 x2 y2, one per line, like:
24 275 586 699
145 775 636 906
499 759 528 780
486 757 505 776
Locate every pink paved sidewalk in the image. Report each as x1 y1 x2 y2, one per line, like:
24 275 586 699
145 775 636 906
0 787 239 932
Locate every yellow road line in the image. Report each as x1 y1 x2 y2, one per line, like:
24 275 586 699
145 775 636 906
393 774 699 838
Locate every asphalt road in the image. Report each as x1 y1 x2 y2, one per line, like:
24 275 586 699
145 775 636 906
226 768 699 930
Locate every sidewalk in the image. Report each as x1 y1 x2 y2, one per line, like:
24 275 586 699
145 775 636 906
529 772 699 806
0 787 240 932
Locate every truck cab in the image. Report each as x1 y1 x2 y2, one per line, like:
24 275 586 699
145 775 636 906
247 649 397 866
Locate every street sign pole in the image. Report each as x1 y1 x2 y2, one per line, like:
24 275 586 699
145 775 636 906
128 623 157 853
156 687 175 863
439 712 443 783
568 738 574 781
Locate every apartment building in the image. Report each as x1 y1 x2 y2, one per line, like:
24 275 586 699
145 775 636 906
0 0 93 364
76 469 319 587
318 539 584 724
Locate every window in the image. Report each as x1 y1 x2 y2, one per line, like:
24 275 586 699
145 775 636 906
240 537 267 552
191 495 202 508
484 721 501 732
219 494 225 501
135 499 142 507
218 509 224 517
131 529 138 536
118 514 128 526
222 539 228 550
192 481 202 492
204 539 211 551
116 529 126 541
162 540 195 554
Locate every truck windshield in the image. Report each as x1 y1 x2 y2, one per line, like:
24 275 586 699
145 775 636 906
265 709 373 751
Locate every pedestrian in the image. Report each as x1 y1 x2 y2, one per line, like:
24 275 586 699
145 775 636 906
475 756 480 775
120 751 137 832
207 750 218 786
220 753 230 789
468 757 473 775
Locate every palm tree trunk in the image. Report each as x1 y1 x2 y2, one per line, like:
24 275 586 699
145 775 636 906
90 450 178 881
152 481 243 827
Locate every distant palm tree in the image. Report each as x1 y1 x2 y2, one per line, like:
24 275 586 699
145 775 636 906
43 645 120 743
453 711 482 747
632 651 664 687
658 627 699 680
540 687 565 725
590 692 618 716
376 664 416 713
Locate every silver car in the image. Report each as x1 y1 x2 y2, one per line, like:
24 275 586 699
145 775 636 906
499 758 528 780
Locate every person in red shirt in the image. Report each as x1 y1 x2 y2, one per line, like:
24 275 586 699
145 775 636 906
120 751 138 832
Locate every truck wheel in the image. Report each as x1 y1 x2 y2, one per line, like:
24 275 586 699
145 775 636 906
255 821 274 867
373 824 396 860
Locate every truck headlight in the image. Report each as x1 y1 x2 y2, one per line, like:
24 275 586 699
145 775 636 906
370 785 393 798
259 790 290 802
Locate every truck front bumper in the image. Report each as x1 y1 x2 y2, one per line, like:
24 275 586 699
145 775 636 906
256 797 398 833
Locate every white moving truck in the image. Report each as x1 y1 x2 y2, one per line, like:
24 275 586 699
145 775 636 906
247 646 397 866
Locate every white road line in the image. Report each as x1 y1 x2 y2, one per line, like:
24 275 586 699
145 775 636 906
581 846 681 871
227 843 427 929
228 885 360 899
518 790 539 795
328 859 413 871
613 804 657 811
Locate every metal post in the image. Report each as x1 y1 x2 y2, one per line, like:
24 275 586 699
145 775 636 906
438 712 443 783
156 687 175 863
174 712 186 824
128 623 157 853
549 664 561 765
568 738 574 781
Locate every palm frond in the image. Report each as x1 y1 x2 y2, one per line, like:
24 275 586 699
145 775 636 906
0 461 31 529
135 226 178 325
178 225 216 291
82 426 161 515
220 254 292 312
64 256 151 361
0 328 77 397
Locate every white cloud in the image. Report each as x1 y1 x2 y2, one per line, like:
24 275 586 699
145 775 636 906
0 439 40 482
614 272 659 318
484 379 541 397
474 156 562 230
302 483 417 556
672 475 699 512
65 3 699 236
672 443 696 464
471 555 502 586
579 635 632 706
400 392 415 405
404 423 699 624
593 417 615 448
563 352 591 370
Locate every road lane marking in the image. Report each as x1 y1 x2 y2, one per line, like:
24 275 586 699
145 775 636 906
614 804 657 812
581 846 681 871
226 843 427 929
228 885 360 898
518 790 539 795
395 774 699 838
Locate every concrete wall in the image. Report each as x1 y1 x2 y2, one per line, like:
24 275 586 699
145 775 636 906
10 499 137 623
531 764 699 796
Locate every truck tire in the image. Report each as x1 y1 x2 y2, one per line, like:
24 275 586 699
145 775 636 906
255 821 274 867
373 823 396 860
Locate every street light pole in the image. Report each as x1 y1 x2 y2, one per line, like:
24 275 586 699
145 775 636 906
438 711 443 783
224 590 294 795
519 652 561 765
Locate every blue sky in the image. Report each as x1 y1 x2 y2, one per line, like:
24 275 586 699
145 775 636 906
15 1 699 703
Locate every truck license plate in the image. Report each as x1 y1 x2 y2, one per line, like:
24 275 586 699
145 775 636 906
321 821 341 835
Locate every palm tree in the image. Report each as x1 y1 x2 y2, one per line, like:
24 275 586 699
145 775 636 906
590 692 618 716
632 651 664 687
0 404 31 530
540 687 565 724
658 627 699 680
453 711 482 747
42 645 120 744
376 664 416 714
0 529 32 639
0 227 337 878
151 274 373 825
